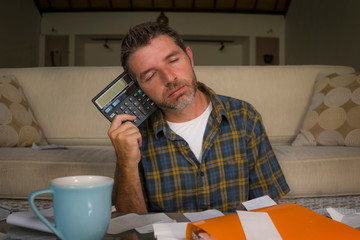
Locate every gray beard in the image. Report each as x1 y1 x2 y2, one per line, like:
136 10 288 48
157 77 198 112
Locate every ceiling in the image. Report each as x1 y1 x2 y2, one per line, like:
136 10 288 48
33 0 292 15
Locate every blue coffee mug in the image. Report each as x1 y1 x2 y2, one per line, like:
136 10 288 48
28 175 114 240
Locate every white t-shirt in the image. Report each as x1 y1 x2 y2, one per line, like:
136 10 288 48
167 102 213 162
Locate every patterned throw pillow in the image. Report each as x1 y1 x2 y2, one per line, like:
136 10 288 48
0 75 47 147
292 72 360 147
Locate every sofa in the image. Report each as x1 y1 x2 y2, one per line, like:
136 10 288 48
1 65 359 201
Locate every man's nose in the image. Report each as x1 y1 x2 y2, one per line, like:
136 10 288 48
161 67 176 84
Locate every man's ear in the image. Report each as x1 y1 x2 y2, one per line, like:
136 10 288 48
186 46 194 67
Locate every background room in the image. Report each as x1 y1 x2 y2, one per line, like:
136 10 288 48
1 1 360 236
1 0 360 71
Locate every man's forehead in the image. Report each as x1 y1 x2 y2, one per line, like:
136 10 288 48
128 36 182 69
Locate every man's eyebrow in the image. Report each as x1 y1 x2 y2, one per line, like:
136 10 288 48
165 50 180 60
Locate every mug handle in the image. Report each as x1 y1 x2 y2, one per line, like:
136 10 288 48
28 189 63 239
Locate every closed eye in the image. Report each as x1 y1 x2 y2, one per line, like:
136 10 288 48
145 72 155 82
169 57 180 64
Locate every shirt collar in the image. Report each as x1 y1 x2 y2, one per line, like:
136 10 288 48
152 82 229 139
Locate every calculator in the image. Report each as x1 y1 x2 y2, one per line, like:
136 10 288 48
92 72 158 126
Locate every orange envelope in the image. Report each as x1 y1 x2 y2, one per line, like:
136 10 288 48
186 203 360 239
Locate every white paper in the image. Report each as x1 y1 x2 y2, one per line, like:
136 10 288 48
135 219 176 234
107 213 173 235
326 208 345 222
0 232 8 240
184 209 224 222
32 143 67 150
342 213 360 229
153 222 188 240
242 195 277 211
6 208 54 233
237 211 282 240
327 208 360 229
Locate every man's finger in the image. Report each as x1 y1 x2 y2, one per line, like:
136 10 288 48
108 114 137 132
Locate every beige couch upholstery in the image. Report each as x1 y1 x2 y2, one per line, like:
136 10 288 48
1 65 359 200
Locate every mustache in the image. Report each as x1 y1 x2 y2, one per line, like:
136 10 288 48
166 80 189 92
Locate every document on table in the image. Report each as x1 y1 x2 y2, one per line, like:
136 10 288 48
153 210 224 240
107 213 174 234
237 211 282 240
153 222 188 240
184 209 224 222
108 210 225 238
242 195 277 210
327 208 360 229
6 208 54 233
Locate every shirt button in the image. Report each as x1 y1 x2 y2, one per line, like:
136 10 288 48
199 171 204 176
182 142 187 147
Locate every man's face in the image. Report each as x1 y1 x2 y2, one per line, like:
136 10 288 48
128 35 197 112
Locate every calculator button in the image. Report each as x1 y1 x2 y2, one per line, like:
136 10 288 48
133 101 140 107
105 106 113 114
110 113 116 119
112 99 121 107
137 106 147 115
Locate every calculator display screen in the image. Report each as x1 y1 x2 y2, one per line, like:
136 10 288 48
96 78 128 108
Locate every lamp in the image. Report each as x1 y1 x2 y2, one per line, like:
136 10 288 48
219 41 225 51
157 11 169 25
103 40 109 49
263 54 274 64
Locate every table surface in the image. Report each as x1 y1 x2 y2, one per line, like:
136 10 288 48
0 212 190 240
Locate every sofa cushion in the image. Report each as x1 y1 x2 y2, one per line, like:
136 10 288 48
274 145 360 198
0 75 47 147
0 146 116 198
292 72 360 146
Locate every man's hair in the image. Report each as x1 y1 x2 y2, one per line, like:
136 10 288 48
121 22 187 75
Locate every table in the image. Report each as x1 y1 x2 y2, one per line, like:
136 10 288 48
0 212 190 240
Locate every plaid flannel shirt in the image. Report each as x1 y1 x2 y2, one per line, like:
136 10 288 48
138 82 289 212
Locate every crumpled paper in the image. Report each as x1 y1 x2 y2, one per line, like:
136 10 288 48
326 208 360 230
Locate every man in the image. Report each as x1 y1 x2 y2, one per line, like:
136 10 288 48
108 22 289 213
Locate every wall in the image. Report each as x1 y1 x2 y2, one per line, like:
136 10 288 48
75 35 248 67
285 0 360 71
40 12 285 66
0 0 41 68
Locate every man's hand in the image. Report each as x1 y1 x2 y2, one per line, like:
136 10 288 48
108 114 142 168
108 114 147 213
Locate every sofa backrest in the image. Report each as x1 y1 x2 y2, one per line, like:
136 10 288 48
0 65 354 145
195 65 354 144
